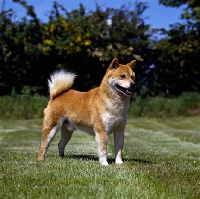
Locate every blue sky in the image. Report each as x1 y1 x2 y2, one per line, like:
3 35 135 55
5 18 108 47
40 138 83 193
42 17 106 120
4 0 185 29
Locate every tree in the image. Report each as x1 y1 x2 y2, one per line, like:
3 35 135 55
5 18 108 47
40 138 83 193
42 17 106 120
85 2 151 94
150 0 200 96
0 0 151 95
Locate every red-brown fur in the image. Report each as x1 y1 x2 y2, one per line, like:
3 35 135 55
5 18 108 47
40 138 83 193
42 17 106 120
38 58 136 165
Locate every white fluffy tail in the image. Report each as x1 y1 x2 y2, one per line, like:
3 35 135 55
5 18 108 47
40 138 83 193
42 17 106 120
48 70 76 99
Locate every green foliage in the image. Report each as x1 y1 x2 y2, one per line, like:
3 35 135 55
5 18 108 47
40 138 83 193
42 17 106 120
129 92 200 117
0 94 48 119
159 0 188 7
0 0 150 95
87 3 148 62
0 92 199 119
153 0 200 96
0 0 200 97
42 3 92 54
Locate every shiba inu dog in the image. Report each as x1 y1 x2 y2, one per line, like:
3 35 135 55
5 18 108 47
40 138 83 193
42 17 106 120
38 58 136 165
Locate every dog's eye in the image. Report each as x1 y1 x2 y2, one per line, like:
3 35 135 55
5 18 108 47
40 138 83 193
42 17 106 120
120 74 126 79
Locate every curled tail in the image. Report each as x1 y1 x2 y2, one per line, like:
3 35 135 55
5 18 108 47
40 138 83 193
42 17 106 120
48 70 76 99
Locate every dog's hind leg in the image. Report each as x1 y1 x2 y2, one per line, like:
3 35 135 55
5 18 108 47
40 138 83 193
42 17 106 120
38 122 60 161
58 122 73 158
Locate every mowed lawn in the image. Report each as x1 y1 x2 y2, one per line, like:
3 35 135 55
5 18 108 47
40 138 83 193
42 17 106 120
0 117 200 198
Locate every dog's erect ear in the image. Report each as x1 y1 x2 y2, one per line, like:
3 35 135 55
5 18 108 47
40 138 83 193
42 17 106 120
127 60 136 70
109 58 119 69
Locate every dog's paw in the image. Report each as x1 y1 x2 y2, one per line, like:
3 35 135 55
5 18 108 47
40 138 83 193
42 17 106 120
100 161 109 166
115 159 123 164
38 154 45 161
99 158 109 166
99 156 109 166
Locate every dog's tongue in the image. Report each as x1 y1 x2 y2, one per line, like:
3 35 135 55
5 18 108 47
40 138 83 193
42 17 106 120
126 90 133 95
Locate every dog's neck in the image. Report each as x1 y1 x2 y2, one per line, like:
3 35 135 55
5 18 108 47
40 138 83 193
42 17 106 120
99 82 131 111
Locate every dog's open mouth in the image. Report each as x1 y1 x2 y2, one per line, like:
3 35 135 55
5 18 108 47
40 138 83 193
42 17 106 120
116 84 134 95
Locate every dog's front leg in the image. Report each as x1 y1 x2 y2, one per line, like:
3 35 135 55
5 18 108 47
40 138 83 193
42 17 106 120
95 131 108 165
114 130 124 164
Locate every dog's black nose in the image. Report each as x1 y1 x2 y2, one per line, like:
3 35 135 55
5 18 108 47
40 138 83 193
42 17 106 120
131 82 136 90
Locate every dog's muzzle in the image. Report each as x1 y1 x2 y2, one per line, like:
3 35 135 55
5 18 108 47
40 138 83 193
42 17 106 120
130 82 136 90
116 82 136 96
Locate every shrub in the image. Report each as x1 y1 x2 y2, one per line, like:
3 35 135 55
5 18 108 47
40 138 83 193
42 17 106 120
0 94 48 119
0 92 199 119
129 92 200 118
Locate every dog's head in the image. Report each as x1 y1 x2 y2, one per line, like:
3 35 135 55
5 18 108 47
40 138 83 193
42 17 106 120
106 58 136 96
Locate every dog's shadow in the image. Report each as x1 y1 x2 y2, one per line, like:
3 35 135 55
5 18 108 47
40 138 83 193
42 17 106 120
65 154 152 164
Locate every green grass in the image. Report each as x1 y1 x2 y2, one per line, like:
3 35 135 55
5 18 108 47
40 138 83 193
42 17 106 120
0 117 200 198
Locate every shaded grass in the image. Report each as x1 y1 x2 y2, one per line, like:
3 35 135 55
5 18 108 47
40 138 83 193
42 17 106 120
0 117 200 198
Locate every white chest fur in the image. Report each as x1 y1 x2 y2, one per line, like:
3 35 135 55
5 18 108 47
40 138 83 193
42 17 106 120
101 97 130 134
